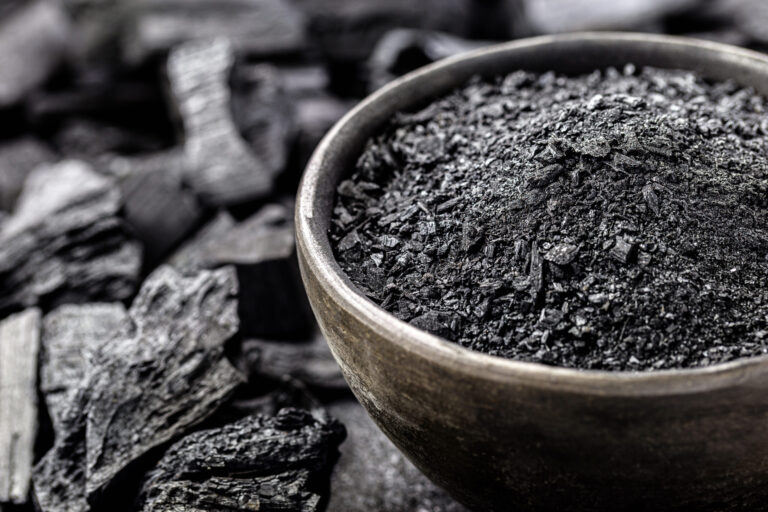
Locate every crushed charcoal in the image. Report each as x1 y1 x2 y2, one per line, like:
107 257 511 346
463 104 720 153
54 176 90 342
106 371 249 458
236 332 346 391
33 267 244 511
0 309 41 507
368 29 490 92
121 0 307 65
167 39 277 206
327 399 468 512
0 0 71 108
331 67 768 371
40 303 130 436
136 408 345 512
118 150 205 266
170 204 314 339
0 138 55 212
0 160 142 317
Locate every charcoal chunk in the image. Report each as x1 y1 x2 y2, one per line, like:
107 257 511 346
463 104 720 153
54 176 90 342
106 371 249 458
137 409 345 512
0 138 55 212
237 332 346 391
117 150 205 266
167 39 277 206
40 303 130 436
122 0 307 64
327 399 467 512
0 161 142 317
170 204 314 339
298 0 473 64
525 0 698 33
0 308 41 507
368 29 490 91
293 94 352 171
0 0 71 107
33 266 244 511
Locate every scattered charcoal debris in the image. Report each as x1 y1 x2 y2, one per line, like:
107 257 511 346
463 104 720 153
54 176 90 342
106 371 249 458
117 150 205 266
40 303 130 436
331 66 768 371
237 332 346 391
0 0 71 108
167 39 277 206
170 204 314 339
122 0 307 65
0 308 41 507
0 160 142 317
136 408 345 512
368 29 490 92
33 267 244 511
0 138 55 212
327 399 468 512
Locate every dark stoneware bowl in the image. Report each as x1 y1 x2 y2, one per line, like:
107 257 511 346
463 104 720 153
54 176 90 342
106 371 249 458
295 33 768 511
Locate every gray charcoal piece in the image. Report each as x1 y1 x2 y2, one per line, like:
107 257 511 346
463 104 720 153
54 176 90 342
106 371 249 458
525 0 698 33
170 204 314 339
0 0 71 107
167 39 277 206
328 399 468 512
33 266 245 511
40 303 130 436
0 138 55 212
239 331 346 390
297 0 473 63
231 63 297 184
0 308 41 507
122 0 307 64
137 409 345 512
117 150 205 265
368 29 491 92
0 161 142 317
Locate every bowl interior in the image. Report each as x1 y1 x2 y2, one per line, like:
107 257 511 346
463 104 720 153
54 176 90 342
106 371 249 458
297 32 768 392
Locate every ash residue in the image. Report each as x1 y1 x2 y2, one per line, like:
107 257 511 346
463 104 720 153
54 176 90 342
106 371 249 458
330 66 768 371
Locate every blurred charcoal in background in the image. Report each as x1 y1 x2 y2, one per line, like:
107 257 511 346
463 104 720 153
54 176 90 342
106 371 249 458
0 1 765 511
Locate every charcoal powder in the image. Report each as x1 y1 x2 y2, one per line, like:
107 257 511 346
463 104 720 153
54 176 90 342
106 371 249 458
331 66 768 371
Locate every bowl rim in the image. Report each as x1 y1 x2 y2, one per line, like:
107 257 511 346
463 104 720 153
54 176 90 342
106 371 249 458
296 32 768 397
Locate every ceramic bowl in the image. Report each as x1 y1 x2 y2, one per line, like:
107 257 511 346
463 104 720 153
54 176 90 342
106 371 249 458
295 33 768 511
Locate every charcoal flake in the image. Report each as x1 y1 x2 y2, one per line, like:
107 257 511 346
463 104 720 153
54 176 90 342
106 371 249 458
137 409 345 512
0 308 41 507
167 39 277 206
0 160 142 317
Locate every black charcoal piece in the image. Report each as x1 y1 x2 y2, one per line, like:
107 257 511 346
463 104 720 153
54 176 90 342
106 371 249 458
327 399 467 512
467 0 530 40
0 138 55 212
0 308 41 507
525 0 698 33
33 267 244 511
0 0 71 107
40 303 130 436
331 67 768 371
137 408 345 512
292 94 352 176
117 150 205 266
368 29 490 91
167 39 277 206
0 160 142 317
53 119 169 159
237 332 346 390
170 204 314 339
297 0 473 64
230 63 297 189
122 0 307 64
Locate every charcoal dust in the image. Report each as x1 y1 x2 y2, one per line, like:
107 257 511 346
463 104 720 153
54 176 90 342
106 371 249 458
331 66 768 371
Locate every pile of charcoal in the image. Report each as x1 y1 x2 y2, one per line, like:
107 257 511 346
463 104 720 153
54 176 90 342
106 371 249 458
0 0 766 511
